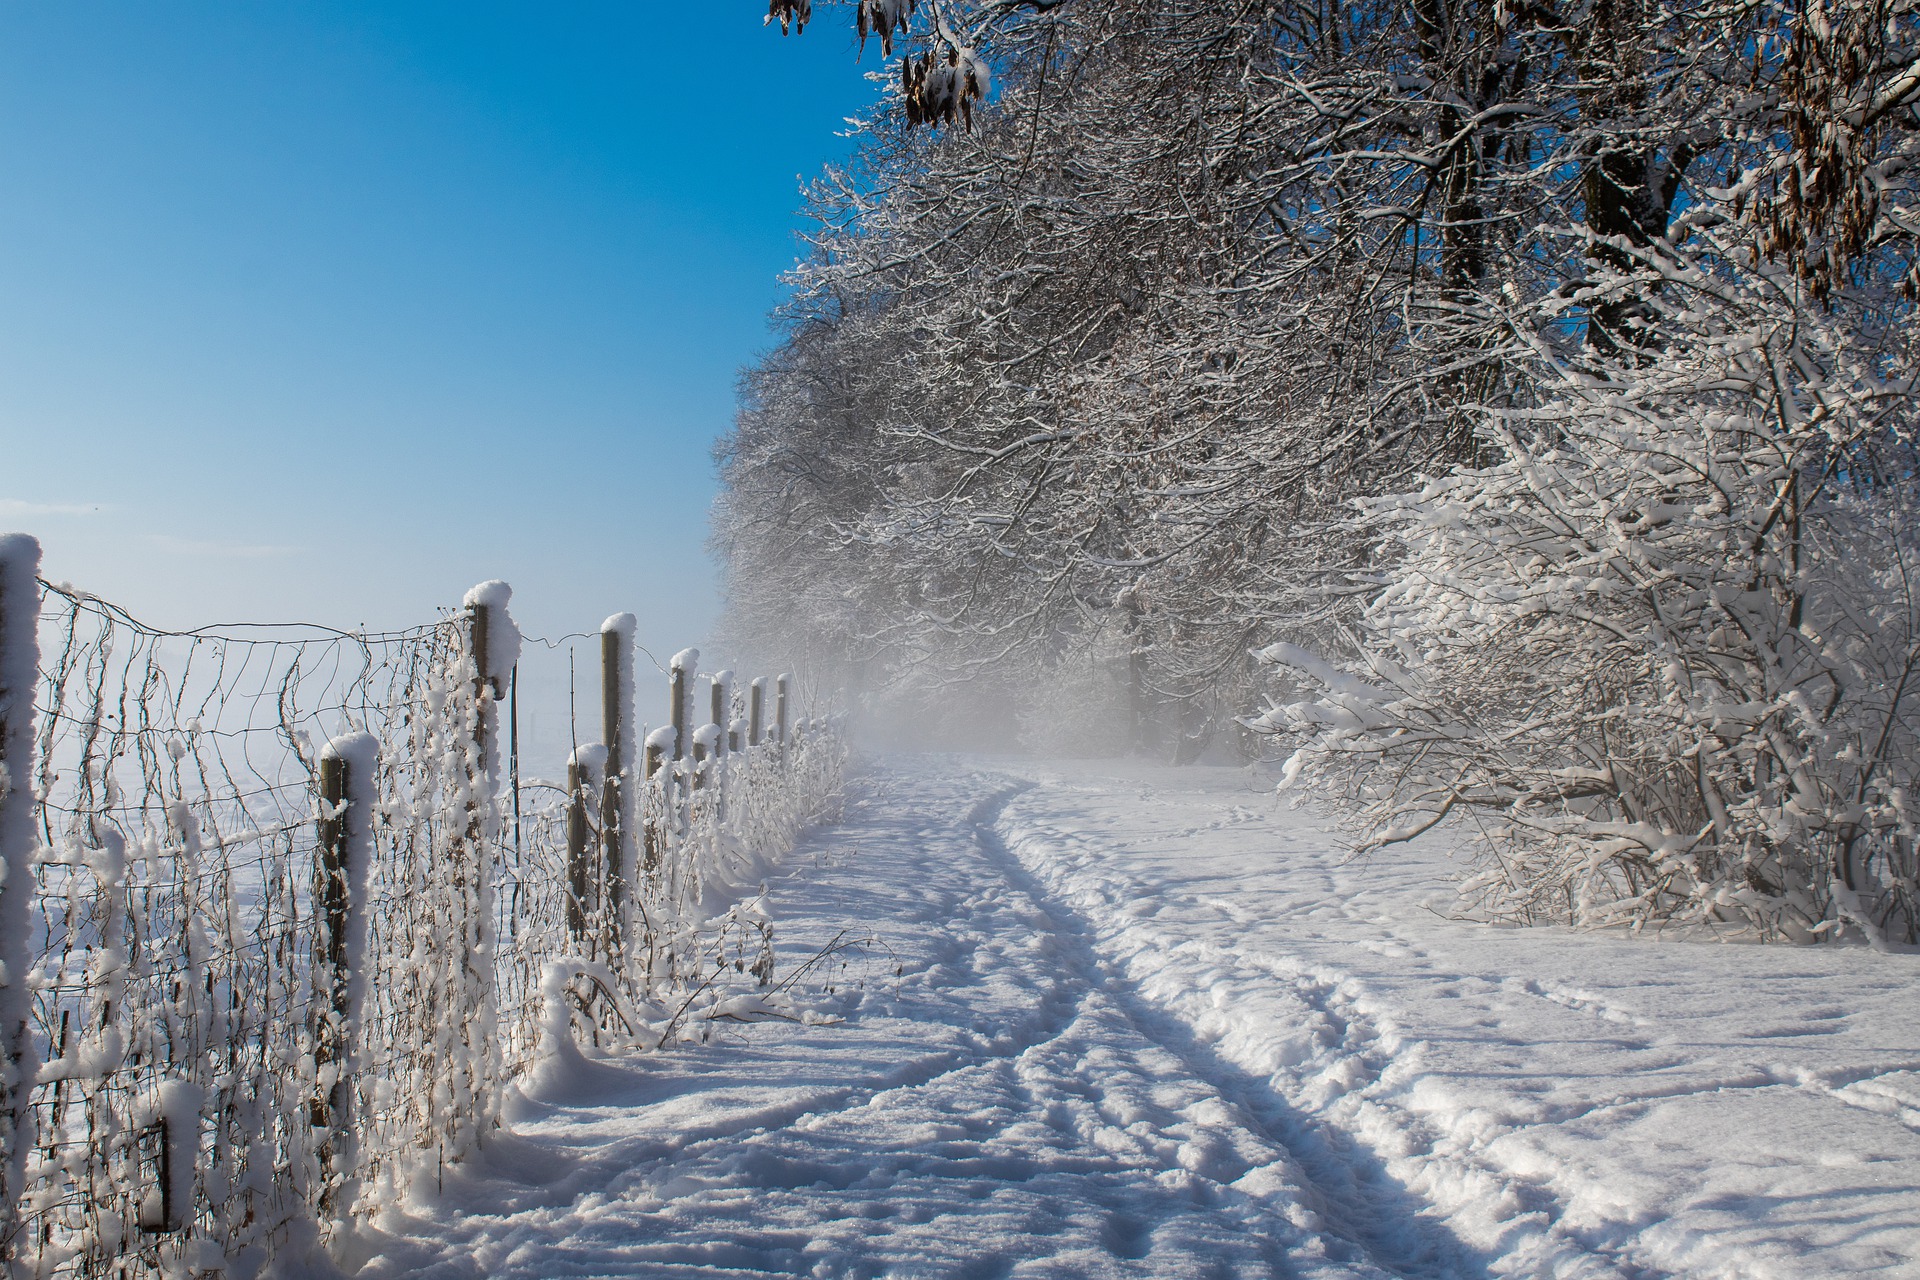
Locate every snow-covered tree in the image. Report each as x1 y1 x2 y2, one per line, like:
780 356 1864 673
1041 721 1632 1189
1254 221 1920 945
722 0 1920 903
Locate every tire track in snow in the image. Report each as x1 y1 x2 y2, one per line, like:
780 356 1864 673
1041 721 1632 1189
959 779 1499 1280
984 784 1666 1280
358 762 1918 1279
364 768 1410 1278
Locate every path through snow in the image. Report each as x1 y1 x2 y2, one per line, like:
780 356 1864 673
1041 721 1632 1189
354 760 1920 1279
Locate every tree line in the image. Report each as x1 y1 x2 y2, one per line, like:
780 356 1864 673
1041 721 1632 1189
718 0 1920 944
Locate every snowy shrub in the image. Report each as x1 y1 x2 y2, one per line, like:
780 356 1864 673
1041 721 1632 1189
1254 247 1920 947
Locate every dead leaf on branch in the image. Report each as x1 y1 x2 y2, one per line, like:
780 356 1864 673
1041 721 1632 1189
1755 0 1914 300
767 0 812 36
859 0 918 57
903 45 990 131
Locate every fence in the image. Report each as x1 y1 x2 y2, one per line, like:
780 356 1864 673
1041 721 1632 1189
0 536 845 1279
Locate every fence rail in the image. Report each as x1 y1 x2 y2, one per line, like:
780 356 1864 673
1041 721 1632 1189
0 537 845 1278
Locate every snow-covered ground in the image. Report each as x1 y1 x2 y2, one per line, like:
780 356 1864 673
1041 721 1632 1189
353 759 1920 1279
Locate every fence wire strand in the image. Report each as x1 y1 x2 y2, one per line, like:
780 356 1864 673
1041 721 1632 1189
6 579 844 1279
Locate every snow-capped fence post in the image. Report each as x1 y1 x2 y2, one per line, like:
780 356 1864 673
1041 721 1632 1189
135 1080 200 1235
711 672 732 817
692 727 712 793
565 746 606 945
601 616 637 962
670 651 695 763
749 677 766 747
710 673 731 762
0 534 39 1262
643 729 669 875
313 732 376 1220
463 583 521 818
452 581 518 1158
775 673 792 750
669 650 698 832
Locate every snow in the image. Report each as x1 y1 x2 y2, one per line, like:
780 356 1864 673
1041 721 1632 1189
352 758 1920 1279
134 1079 204 1233
462 581 522 681
569 742 608 778
323 730 382 784
531 958 660 1098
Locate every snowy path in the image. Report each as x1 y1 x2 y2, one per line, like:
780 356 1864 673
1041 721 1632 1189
357 761 1920 1280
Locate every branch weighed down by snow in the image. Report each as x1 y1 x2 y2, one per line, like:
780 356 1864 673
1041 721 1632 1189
1248 252 1920 948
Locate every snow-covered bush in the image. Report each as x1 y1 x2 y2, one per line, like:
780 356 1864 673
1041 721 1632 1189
1255 247 1920 947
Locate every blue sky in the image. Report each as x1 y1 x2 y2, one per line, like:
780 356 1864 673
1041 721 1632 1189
0 1 880 700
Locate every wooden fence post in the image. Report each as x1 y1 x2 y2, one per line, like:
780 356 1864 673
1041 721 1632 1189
454 582 515 1161
669 651 697 824
749 678 766 748
710 672 731 762
135 1080 199 1236
461 580 517 798
601 616 636 960
566 752 588 938
670 650 696 762
775 673 792 748
642 731 668 874
710 672 732 817
564 745 607 945
0 534 40 1260
312 732 376 1220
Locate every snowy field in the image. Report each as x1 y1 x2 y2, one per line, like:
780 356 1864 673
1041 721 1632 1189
354 759 1920 1279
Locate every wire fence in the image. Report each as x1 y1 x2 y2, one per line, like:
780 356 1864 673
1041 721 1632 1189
0 539 846 1279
